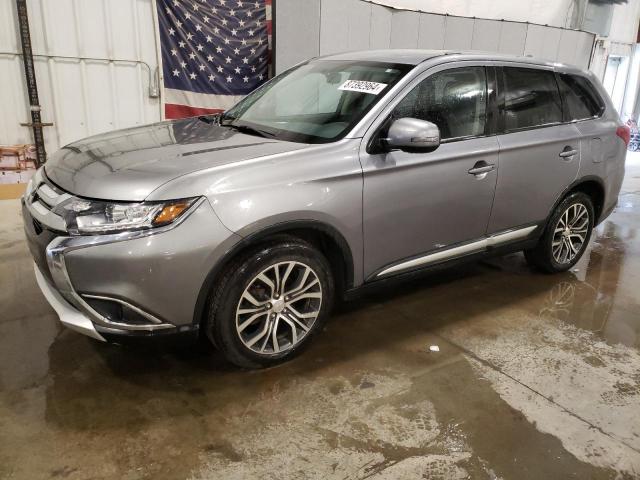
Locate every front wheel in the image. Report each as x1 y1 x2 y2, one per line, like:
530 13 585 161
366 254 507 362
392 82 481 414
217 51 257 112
525 192 594 273
205 237 334 368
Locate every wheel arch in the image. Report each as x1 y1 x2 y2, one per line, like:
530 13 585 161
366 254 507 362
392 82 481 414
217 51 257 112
192 220 355 327
547 176 606 227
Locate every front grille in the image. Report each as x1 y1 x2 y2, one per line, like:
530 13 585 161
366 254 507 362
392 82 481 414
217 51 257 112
24 170 69 233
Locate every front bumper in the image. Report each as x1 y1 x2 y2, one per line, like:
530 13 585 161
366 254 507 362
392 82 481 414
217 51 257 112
33 262 106 341
23 170 241 341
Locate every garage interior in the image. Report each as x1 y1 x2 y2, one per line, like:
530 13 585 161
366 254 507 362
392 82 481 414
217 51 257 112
2 0 640 479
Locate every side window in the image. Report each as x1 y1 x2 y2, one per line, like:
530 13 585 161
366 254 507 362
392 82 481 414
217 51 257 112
502 68 562 131
557 74 605 121
392 67 487 140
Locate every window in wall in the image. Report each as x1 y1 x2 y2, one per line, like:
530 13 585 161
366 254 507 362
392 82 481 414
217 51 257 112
501 67 562 132
557 74 605 121
392 67 487 140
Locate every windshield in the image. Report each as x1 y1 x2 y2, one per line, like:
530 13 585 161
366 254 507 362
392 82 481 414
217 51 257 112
221 60 412 143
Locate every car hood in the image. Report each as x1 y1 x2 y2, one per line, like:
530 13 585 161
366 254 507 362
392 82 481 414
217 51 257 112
45 117 308 201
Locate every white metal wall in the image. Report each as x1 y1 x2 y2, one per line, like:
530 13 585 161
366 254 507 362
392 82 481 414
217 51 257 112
274 0 596 74
0 0 162 155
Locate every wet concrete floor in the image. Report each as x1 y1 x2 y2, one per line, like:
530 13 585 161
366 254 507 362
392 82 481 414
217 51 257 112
1 156 640 479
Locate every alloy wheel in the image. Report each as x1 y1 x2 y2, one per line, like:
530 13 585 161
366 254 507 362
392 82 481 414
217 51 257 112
552 203 590 265
235 261 322 355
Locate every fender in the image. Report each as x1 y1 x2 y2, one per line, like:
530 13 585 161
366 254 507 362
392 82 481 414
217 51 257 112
192 219 355 327
542 175 607 229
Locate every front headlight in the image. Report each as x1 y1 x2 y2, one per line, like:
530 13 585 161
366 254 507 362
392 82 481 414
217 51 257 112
54 197 200 235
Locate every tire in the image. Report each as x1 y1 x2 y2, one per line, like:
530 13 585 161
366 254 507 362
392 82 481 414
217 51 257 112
205 236 334 368
525 192 594 273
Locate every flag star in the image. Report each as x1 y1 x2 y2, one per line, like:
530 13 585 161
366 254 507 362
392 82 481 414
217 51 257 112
179 41 186 48
173 0 179 5
188 52 196 60
209 74 215 81
237 0 243 6
213 26 220 34
226 75 233 82
222 18 228 26
203 15 210 23
231 29 237 36
258 38 264 45
239 20 245 27
243 76 249 82
233 47 240 54
207 54 214 62
242 57 249 64
189 72 197 79
234 66 241 74
230 9 236 16
251 65 256 72
187 32 194 40
241 38 247 45
225 56 232 63
172 69 180 76
254 1 259 7
193 3 199 10
165 7 171 14
248 29 254 36
199 64 206 71
171 49 178 56
197 43 204 51
206 35 212 43
180 61 187 68
258 73 264 80
247 10 253 17
217 65 224 72
168 27 175 35
185 12 191 20
195 24 202 31
224 38 230 44
212 7 218 13
176 20 183 28
250 47 256 54
256 20 262 27
216 46 223 53
220 0 226 4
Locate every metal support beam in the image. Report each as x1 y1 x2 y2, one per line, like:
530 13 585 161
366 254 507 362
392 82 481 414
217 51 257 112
16 0 48 167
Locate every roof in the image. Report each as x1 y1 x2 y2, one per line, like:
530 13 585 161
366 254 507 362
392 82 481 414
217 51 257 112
316 49 584 73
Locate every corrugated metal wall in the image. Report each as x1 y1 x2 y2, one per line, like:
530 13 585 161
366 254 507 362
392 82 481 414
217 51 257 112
0 0 162 154
274 0 596 74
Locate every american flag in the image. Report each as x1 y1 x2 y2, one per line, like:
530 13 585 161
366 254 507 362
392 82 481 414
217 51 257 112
156 0 272 119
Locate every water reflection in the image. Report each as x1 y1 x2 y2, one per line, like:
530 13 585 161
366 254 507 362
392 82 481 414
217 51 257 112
539 220 639 347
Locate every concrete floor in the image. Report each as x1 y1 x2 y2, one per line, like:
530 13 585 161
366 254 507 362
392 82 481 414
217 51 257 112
1 156 640 480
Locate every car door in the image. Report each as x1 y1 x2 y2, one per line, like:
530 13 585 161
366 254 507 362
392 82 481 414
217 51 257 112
360 65 500 279
488 66 582 234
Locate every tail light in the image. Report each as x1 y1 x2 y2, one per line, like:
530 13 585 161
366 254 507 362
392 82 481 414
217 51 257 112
616 125 631 146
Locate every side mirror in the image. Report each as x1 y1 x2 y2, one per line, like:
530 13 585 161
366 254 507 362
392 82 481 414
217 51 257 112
385 117 440 152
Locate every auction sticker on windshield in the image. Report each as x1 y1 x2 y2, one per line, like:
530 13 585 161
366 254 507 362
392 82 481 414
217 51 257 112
338 80 387 95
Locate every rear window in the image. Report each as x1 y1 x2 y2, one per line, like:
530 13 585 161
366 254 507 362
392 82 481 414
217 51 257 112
501 67 562 132
557 73 605 121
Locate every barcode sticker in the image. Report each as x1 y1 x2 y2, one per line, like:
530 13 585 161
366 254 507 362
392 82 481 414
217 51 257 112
338 80 388 95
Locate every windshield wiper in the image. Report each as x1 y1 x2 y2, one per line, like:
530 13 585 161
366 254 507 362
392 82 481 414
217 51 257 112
223 123 275 138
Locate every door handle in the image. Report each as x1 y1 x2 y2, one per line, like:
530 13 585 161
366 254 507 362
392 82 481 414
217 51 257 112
468 161 495 177
559 146 578 158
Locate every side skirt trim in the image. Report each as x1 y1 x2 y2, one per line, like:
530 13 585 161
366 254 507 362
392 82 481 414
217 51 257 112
375 225 537 278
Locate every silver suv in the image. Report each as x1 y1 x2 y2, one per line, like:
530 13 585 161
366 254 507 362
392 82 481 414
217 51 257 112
23 50 628 367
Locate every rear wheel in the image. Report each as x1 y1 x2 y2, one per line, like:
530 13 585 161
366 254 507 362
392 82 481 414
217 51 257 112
525 192 594 273
205 237 334 368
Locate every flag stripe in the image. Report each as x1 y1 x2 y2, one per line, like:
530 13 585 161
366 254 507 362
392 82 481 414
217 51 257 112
165 104 223 118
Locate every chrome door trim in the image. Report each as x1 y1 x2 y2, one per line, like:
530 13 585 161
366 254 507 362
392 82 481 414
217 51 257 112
376 225 537 278
487 225 537 247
